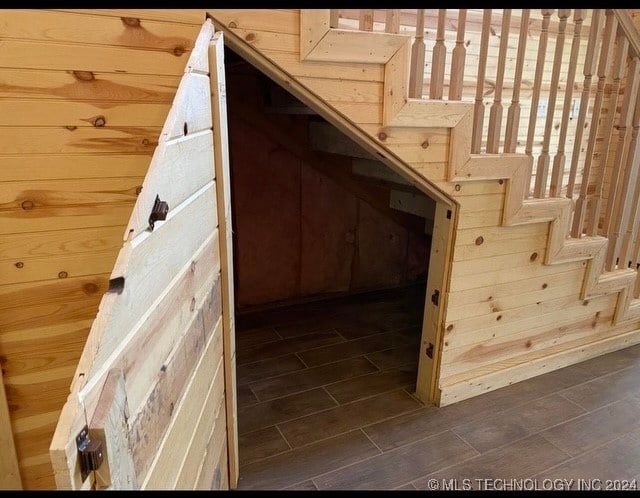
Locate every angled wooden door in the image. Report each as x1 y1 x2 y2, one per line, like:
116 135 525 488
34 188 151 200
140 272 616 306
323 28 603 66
49 21 238 490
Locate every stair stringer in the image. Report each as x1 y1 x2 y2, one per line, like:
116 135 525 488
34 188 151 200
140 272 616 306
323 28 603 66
447 109 637 324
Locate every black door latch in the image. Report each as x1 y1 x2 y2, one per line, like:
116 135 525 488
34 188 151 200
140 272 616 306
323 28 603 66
149 195 169 231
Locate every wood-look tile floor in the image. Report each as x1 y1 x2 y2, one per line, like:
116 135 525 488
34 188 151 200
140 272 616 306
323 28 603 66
234 287 640 490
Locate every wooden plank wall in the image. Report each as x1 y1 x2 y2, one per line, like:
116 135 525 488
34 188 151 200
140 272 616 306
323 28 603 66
208 9 640 407
49 20 230 490
0 9 206 488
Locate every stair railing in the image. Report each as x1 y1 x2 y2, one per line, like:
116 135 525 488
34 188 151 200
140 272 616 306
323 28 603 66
332 9 640 285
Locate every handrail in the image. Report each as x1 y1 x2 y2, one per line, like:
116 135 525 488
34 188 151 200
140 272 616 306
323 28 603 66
614 10 640 57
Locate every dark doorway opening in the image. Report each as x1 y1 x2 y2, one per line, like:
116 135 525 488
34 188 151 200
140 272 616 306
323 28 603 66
223 46 438 487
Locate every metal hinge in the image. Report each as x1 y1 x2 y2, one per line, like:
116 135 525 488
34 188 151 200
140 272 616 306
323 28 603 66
76 425 104 482
431 289 440 306
426 342 434 359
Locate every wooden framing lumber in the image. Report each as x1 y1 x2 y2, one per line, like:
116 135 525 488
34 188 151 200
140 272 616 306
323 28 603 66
0 367 22 489
208 31 239 489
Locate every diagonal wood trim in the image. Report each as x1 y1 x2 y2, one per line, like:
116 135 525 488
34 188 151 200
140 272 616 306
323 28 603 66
300 10 409 64
300 9 330 60
306 29 409 64
615 9 640 57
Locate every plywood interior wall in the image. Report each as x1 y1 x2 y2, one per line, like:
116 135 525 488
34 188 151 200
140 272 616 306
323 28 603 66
226 65 431 309
0 9 206 488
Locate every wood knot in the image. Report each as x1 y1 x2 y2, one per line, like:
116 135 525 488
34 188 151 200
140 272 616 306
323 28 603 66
245 32 256 42
525 340 532 348
190 297 196 312
378 132 387 141
496 314 502 321
542 283 548 289
135 186 143 195
66 125 77 131
142 138 150 146
498 179 504 185
58 271 68 279
530 252 538 262
446 324 454 332
475 236 484 246
83 282 99 294
191 261 197 273
583 300 589 306
94 116 106 127
72 70 95 81
229 21 238 28
454 184 461 192
121 17 141 28
421 140 429 149
173 46 185 57
21 200 34 210
15 262 24 269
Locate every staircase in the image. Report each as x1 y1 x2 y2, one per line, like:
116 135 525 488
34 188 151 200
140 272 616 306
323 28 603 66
208 9 640 405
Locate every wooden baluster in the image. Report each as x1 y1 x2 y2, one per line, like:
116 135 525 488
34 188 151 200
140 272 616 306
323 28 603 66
587 31 628 236
449 9 467 101
471 9 492 153
525 10 554 196
359 9 374 31
571 10 618 238
567 10 603 199
430 9 447 100
385 9 400 34
620 94 640 269
534 10 570 197
504 9 531 153
409 9 426 99
330 9 340 29
549 10 586 197
486 9 512 153
605 55 640 270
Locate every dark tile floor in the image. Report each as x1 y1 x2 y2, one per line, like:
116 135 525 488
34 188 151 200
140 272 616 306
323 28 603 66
234 286 640 490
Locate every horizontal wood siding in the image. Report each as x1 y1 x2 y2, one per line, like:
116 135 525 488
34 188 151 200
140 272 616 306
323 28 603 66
0 9 206 488
208 9 640 408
